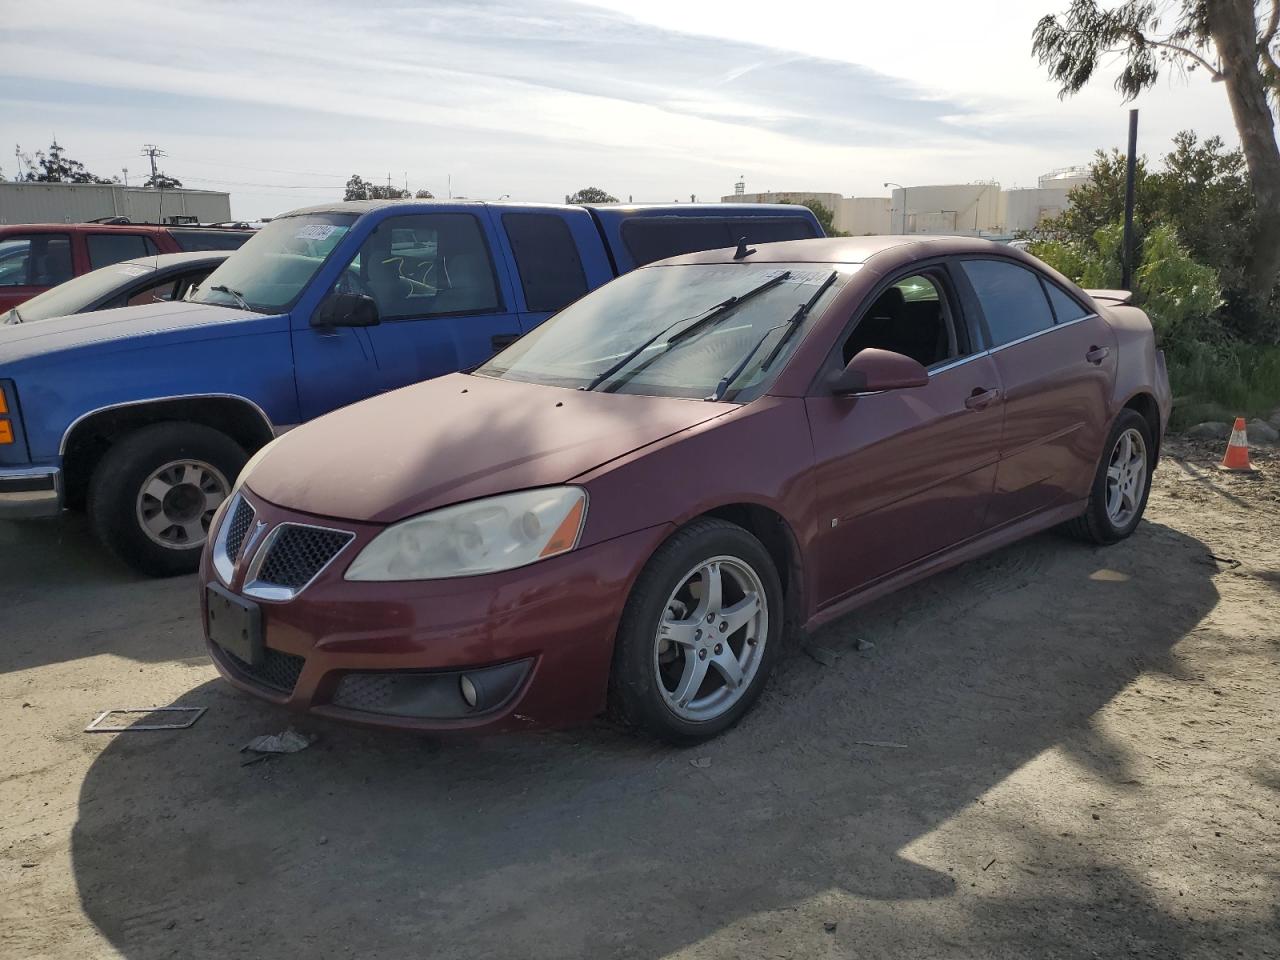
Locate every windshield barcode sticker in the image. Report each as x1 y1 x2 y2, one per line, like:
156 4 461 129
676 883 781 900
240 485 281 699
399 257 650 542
295 224 338 241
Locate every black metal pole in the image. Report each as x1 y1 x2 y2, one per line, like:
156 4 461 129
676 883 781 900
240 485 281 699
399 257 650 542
1121 108 1138 290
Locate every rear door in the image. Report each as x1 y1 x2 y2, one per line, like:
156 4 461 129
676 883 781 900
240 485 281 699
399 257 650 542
955 258 1117 526
804 266 1005 606
86 233 161 270
317 210 523 393
492 207 613 336
0 231 74 311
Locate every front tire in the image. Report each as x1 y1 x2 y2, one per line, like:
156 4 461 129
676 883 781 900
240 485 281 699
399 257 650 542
608 518 784 744
1065 409 1153 545
88 422 246 577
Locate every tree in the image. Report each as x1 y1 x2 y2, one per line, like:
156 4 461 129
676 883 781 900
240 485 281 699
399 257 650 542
778 198 847 237
566 186 618 204
414 189 434 199
23 139 115 184
144 172 183 189
1033 0 1280 301
343 174 411 201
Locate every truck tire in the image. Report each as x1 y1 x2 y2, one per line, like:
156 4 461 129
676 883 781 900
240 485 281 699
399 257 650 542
88 422 247 577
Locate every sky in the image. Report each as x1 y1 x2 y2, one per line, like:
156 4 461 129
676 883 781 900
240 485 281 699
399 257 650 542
0 0 1244 221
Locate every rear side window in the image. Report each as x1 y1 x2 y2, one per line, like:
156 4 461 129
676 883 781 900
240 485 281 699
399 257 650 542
501 213 588 312
1044 281 1090 324
170 229 252 252
621 216 817 266
959 259 1056 347
87 234 157 269
0 233 72 287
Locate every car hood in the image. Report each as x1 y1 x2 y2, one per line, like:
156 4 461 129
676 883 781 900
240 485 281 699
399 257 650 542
245 373 734 524
0 300 259 364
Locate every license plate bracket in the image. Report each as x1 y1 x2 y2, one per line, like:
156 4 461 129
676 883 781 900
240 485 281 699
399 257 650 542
206 583 263 666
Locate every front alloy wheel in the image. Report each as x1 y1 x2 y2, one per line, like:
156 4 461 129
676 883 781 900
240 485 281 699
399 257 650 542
609 518 783 743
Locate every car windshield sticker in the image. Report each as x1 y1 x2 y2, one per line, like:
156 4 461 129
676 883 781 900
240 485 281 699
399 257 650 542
294 223 338 241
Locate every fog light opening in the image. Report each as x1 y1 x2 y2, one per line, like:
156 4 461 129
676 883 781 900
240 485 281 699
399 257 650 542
459 674 478 709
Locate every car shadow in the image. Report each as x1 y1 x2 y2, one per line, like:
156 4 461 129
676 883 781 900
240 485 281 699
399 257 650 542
0 515 201 674
66 520 1248 959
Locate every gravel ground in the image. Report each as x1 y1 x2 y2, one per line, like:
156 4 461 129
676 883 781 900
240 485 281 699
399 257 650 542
1 437 1277 960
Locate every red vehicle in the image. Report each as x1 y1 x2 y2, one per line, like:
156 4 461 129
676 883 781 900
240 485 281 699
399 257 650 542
200 236 1171 743
0 222 252 312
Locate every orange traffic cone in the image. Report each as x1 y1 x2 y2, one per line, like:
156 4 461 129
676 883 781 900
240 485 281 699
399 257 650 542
1219 417 1256 472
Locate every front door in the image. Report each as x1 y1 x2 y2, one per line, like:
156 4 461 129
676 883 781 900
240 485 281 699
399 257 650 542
955 259 1117 527
805 270 1005 608
329 211 523 393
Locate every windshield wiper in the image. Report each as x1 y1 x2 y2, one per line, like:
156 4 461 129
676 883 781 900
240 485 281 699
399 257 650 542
708 270 838 402
209 284 251 311
581 271 792 392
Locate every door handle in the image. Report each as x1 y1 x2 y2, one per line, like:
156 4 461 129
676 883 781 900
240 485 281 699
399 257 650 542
491 333 521 353
964 387 1000 410
1086 345 1110 364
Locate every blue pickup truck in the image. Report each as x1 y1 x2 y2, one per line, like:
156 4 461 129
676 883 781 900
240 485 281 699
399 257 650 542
0 200 821 574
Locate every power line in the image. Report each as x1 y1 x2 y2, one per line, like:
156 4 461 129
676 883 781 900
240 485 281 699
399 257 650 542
165 155 350 181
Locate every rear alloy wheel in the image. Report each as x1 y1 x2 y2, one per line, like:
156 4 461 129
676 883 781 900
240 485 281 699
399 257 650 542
1065 409 1153 545
609 519 783 743
88 422 247 577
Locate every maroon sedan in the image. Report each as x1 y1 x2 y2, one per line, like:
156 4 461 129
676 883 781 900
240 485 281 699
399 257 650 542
200 236 1170 743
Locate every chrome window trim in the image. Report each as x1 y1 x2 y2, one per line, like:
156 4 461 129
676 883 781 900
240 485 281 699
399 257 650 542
58 393 275 456
242 521 356 603
985 313 1097 354
928 350 992 378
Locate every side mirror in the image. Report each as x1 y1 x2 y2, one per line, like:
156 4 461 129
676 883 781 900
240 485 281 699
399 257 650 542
829 347 929 395
314 291 380 328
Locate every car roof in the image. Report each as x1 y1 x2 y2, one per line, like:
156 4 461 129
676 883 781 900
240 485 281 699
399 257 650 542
0 223 246 236
651 235 1016 266
276 199 821 218
119 251 232 269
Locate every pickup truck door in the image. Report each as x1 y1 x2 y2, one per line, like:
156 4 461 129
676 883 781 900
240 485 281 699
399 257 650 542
330 210 524 394
489 206 615 333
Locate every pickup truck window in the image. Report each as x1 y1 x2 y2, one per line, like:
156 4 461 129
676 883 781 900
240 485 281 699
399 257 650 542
621 216 818 267
88 234 158 270
335 213 502 321
169 229 252 252
0 234 73 287
501 213 588 313
189 214 354 312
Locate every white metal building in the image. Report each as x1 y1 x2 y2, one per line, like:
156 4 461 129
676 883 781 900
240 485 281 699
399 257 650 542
0 181 232 225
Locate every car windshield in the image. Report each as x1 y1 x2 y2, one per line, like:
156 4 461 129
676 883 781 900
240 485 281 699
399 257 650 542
475 262 855 401
186 213 354 312
3 260 159 324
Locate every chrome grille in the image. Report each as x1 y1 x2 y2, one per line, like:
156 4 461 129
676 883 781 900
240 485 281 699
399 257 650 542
253 524 354 592
223 496 255 560
222 646 305 694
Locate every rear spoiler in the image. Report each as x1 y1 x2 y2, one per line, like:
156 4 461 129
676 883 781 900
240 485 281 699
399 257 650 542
1084 289 1134 305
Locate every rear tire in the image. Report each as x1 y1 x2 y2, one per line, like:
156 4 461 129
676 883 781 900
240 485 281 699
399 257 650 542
1064 409 1153 545
608 518 784 744
88 422 246 577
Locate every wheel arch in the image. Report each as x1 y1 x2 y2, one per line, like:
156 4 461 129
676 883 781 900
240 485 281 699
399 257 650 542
695 502 807 636
1119 390 1161 465
60 395 275 510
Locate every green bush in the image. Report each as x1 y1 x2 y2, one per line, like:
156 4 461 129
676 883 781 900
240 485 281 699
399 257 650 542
1166 341 1280 428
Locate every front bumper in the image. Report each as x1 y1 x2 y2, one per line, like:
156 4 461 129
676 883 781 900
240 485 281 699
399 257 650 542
201 492 673 733
0 466 62 518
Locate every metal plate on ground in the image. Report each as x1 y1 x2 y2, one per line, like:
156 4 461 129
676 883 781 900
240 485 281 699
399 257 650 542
85 707 207 732
206 582 263 665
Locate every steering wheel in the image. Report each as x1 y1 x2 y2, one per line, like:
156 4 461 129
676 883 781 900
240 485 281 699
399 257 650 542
335 266 374 299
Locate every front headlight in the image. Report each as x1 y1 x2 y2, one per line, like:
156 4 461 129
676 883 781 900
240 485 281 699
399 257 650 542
345 486 588 582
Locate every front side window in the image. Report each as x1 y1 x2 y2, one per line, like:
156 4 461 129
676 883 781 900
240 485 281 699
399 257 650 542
841 273 958 368
187 213 354 312
476 262 854 401
959 259 1055 347
88 233 155 269
331 213 501 321
0 233 72 287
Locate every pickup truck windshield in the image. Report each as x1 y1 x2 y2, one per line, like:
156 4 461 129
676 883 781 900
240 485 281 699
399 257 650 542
475 262 854 401
187 214 354 312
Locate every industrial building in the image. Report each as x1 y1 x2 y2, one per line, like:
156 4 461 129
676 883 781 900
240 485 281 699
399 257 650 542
0 181 232 225
723 167 1090 238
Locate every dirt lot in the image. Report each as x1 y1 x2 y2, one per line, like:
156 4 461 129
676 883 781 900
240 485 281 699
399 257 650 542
2 437 1277 960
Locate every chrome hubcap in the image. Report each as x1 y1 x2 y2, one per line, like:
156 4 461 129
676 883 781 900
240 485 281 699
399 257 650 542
654 556 768 722
1105 428 1147 528
135 459 230 550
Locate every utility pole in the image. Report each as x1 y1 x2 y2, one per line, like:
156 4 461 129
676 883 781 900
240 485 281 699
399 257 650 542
1121 109 1139 291
121 167 129 186
141 144 167 222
